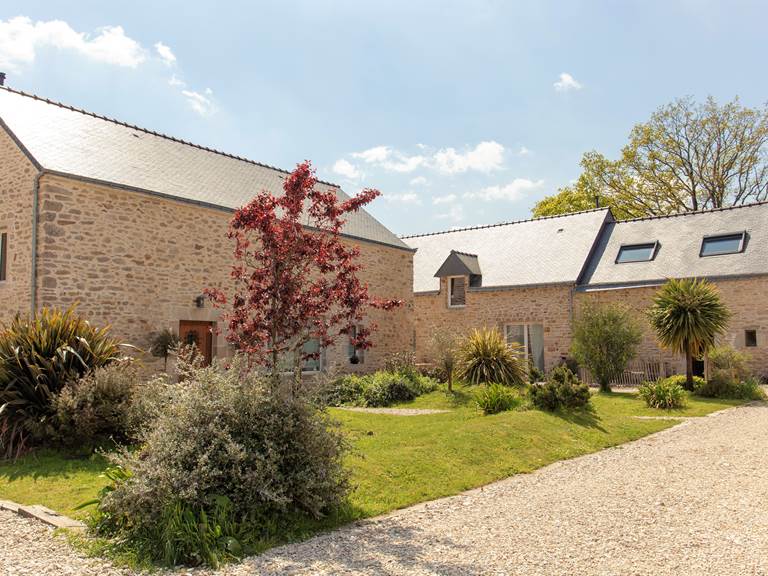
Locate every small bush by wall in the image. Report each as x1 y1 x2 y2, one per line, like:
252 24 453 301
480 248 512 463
475 383 523 415
529 366 591 411
638 379 686 409
323 370 438 408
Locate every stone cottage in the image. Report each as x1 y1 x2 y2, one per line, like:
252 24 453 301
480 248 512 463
405 203 768 379
0 86 414 371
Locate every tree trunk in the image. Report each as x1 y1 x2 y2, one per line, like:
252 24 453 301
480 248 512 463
447 369 453 394
293 356 302 400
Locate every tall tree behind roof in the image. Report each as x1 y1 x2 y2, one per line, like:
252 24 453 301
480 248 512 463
533 96 768 219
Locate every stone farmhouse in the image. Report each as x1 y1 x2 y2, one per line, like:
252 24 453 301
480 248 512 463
0 86 414 372
1 85 766 381
405 203 768 379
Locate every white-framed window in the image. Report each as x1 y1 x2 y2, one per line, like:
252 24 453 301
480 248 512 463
504 323 545 372
447 276 466 308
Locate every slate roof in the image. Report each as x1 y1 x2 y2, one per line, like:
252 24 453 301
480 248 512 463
579 202 768 289
404 209 612 293
0 87 409 250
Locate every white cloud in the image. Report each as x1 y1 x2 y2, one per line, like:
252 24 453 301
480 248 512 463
383 154 425 173
382 192 421 205
182 88 216 116
0 16 145 72
168 74 185 87
332 158 362 180
553 72 582 92
154 41 176 66
436 203 464 223
410 176 429 186
432 194 457 205
433 141 505 174
352 146 391 163
463 178 544 202
517 146 531 156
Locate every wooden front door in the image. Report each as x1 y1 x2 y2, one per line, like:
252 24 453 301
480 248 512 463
178 320 214 366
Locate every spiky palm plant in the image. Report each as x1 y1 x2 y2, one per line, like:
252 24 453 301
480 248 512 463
647 278 730 391
0 306 124 458
456 328 527 386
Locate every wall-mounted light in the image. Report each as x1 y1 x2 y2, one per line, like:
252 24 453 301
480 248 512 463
194 295 206 308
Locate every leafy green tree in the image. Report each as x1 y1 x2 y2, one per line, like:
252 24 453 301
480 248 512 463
534 96 768 218
647 278 731 390
430 329 460 393
571 303 642 392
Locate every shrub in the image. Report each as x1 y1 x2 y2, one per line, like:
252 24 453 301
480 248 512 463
52 362 138 446
0 306 124 458
91 356 349 567
528 364 545 384
320 374 366 407
695 375 766 400
362 372 418 407
474 383 522 415
638 379 686 409
429 330 460 392
530 366 591 411
322 370 438 408
707 345 752 383
456 328 526 387
663 374 706 391
571 303 642 393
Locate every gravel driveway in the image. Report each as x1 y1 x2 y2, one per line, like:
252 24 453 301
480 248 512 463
2 403 767 576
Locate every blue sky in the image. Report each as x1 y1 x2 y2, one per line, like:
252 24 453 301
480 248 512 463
1 1 766 236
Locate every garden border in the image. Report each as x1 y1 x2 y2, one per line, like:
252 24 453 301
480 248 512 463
0 499 84 530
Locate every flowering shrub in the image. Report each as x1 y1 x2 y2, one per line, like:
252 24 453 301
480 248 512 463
90 356 349 566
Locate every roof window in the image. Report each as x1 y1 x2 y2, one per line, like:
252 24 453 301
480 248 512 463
616 242 658 264
700 232 746 257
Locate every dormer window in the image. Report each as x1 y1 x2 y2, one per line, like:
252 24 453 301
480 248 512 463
448 276 466 308
700 232 746 257
434 250 481 308
616 241 658 263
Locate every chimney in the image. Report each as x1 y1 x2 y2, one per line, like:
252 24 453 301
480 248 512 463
0 73 5 86
594 194 600 209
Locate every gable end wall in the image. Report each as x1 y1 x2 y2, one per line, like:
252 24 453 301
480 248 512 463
0 125 37 323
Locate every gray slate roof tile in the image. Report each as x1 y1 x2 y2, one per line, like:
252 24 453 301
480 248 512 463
404 209 611 292
579 202 768 288
0 87 408 250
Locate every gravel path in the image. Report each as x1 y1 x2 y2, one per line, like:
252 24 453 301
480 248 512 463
337 407 451 415
2 403 766 575
209 403 768 576
0 509 130 576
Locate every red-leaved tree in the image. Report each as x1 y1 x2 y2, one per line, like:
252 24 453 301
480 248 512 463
206 161 402 392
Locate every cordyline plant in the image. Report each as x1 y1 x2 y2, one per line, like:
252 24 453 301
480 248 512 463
647 278 730 391
206 161 402 393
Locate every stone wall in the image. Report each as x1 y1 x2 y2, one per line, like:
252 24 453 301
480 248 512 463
0 126 37 323
575 277 768 378
35 173 414 372
413 279 574 372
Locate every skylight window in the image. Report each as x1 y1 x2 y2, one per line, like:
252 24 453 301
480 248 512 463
616 242 658 264
700 232 746 257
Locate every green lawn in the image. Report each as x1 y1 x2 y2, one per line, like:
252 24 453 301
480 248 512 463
0 386 741 523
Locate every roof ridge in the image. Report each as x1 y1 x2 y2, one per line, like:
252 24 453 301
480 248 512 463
401 207 609 239
0 85 340 188
616 200 768 224
451 249 478 257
